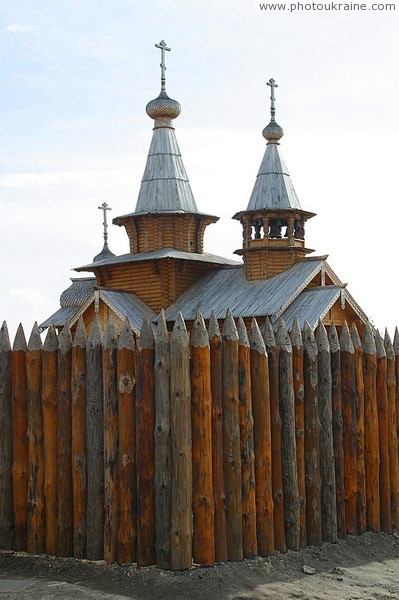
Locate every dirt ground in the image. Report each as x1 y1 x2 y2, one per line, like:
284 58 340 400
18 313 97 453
1 532 399 599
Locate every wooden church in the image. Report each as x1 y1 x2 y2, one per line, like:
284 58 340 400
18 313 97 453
40 42 369 337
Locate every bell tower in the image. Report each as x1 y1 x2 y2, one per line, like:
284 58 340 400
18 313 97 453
233 78 315 281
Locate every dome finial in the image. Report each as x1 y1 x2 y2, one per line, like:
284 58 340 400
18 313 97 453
146 39 181 128
93 202 115 262
155 39 171 92
263 77 284 144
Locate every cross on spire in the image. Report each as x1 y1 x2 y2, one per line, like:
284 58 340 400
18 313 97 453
267 78 278 121
98 202 112 249
155 39 171 91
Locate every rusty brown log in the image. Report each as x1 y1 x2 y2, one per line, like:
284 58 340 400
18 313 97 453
376 330 391 533
118 318 136 565
11 325 28 551
209 312 228 563
26 323 45 554
385 330 399 530
262 317 285 553
222 309 243 561
352 324 366 534
42 325 58 556
0 322 13 549
394 329 399 458
191 310 215 566
237 316 257 559
136 314 156 567
303 321 322 547
170 313 192 570
250 318 274 557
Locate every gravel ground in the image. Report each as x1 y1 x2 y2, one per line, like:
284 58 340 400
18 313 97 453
1 532 399 599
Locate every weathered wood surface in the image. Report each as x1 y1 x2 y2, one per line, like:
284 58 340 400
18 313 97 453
316 321 337 543
250 318 274 556
385 330 399 530
262 317 285 553
154 311 170 569
376 331 392 533
86 318 104 560
26 323 45 554
11 325 28 551
71 318 87 559
303 321 322 547
340 322 357 535
136 314 156 567
237 316 257 559
118 319 136 565
191 311 215 566
277 319 300 550
57 323 73 557
363 323 380 532
103 318 119 563
394 329 399 460
170 313 192 570
42 325 58 555
222 310 243 561
209 312 227 563
352 324 366 534
0 322 13 549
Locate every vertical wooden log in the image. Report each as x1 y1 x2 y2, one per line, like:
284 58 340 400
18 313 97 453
170 313 192 570
303 321 322 546
11 325 28 551
276 319 300 550
363 322 380 532
222 309 243 561
57 323 73 557
136 314 156 567
262 317 285 553
315 320 337 543
208 312 228 563
352 324 367 534
118 318 136 565
376 330 391 533
237 316 257 559
71 318 87 559
250 318 274 557
291 318 306 547
42 325 58 556
340 322 357 535
0 322 13 549
26 323 45 554
385 330 399 530
191 310 215 566
394 328 399 458
86 317 104 560
329 324 346 539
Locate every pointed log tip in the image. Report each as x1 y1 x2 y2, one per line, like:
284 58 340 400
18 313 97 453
262 315 276 348
0 321 11 351
103 316 118 349
384 329 394 359
58 321 73 354
375 330 386 359
363 322 376 355
237 316 249 347
222 309 238 342
394 327 399 356
192 310 209 348
303 321 317 357
249 318 266 355
139 313 155 349
171 312 189 345
328 322 340 353
73 317 87 348
276 318 292 351
315 319 329 352
13 323 27 352
208 311 221 340
87 317 102 346
351 323 362 349
28 322 42 351
290 317 303 349
118 318 135 350
155 310 169 343
43 324 58 352
339 321 354 354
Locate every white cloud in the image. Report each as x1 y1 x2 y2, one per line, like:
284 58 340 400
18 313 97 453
4 23 31 34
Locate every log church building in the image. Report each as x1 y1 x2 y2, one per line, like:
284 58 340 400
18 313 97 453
40 41 368 336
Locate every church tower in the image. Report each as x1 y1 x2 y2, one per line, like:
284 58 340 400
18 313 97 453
233 79 315 281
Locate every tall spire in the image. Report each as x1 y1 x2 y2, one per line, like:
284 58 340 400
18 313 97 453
93 202 115 262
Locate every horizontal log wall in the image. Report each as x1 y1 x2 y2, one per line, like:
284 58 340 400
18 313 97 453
0 314 397 569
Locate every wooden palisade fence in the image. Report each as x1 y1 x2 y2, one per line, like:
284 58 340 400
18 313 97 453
0 312 399 570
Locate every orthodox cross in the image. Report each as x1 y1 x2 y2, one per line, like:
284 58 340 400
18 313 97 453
155 39 171 91
98 202 112 249
267 78 278 121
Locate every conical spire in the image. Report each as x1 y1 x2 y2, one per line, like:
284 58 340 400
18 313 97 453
134 40 198 215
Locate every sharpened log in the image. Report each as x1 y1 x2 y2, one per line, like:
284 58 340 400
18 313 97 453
352 324 366 534
376 330 391 533
384 330 399 530
0 322 13 549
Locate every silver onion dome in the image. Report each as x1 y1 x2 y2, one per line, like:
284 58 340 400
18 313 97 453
146 90 181 128
263 120 284 143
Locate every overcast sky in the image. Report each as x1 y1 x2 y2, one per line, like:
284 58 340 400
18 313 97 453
1 0 398 340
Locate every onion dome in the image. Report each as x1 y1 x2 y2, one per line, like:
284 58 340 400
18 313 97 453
263 120 284 143
146 90 181 128
93 245 115 263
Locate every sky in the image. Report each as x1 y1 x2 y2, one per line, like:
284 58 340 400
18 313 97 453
1 0 398 340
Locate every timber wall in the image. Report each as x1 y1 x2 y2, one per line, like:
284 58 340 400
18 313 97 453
0 311 398 569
